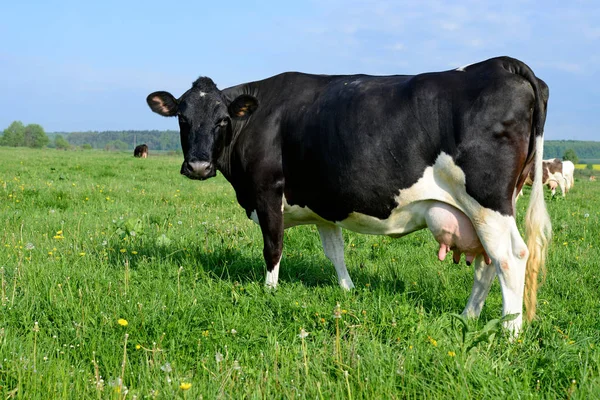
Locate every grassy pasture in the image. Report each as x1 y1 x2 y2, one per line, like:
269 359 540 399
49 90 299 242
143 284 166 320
1 147 599 399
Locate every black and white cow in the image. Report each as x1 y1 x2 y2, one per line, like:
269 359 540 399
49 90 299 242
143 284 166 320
147 56 551 334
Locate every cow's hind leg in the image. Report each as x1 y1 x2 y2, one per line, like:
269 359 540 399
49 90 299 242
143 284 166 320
317 224 354 290
462 254 496 318
475 214 529 335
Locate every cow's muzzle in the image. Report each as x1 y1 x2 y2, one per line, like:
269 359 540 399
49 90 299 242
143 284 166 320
180 160 216 180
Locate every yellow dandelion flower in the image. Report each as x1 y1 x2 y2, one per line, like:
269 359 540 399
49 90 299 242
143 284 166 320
131 251 138 255
79 252 86 256
57 230 63 235
117 318 128 327
202 330 209 337
120 248 127 253
48 252 53 256
427 336 438 347
135 344 141 350
106 196 110 201
180 382 192 390
448 351 456 357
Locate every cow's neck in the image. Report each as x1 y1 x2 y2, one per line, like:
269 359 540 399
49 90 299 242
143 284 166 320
215 140 235 181
216 83 260 181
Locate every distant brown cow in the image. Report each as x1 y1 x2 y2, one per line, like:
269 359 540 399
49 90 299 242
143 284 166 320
590 176 597 182
522 158 566 196
134 144 149 158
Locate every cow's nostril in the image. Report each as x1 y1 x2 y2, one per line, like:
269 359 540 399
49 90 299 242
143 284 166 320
188 161 211 175
181 160 213 179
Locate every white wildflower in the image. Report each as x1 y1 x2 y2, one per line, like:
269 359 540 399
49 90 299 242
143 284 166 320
160 362 172 373
298 328 309 339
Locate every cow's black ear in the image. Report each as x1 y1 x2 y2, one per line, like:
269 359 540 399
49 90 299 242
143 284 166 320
147 91 178 117
228 95 258 119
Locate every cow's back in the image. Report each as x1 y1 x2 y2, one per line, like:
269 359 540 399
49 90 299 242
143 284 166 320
271 60 538 221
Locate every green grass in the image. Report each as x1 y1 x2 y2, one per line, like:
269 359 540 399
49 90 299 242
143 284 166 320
1 147 599 399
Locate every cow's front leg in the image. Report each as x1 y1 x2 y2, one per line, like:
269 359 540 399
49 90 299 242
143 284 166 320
256 190 284 289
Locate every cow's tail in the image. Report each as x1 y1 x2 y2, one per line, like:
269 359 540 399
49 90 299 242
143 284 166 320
509 58 552 322
524 135 552 321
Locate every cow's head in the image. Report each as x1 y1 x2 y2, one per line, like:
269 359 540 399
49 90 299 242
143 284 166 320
146 77 258 180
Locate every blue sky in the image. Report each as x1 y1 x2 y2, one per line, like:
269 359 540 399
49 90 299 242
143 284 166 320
1 0 598 140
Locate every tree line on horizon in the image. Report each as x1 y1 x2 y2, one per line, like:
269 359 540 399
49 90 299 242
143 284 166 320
1 121 599 162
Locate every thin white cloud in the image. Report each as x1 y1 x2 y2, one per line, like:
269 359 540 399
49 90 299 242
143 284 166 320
440 21 460 31
386 42 406 51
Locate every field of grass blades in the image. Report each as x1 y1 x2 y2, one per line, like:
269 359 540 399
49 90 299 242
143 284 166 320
1 147 599 398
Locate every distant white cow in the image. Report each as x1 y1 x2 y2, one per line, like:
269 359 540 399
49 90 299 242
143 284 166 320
562 160 575 192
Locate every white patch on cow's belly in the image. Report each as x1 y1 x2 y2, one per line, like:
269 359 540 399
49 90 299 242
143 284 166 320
249 201 328 228
338 152 509 240
336 152 474 236
336 202 430 236
261 153 503 240
282 198 327 228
